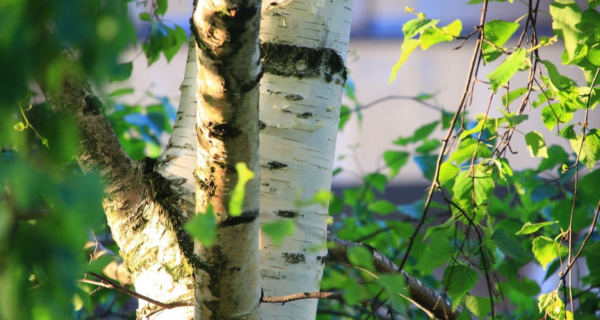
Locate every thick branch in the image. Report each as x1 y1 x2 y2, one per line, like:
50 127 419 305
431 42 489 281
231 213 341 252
327 238 473 320
36 30 196 318
35 49 137 197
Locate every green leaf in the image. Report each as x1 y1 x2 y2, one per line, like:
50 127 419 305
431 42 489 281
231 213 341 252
107 87 134 98
579 168 600 204
439 162 460 185
550 0 582 61
425 218 456 240
532 236 565 270
184 206 217 247
229 162 255 216
383 150 410 178
499 109 528 128
442 265 478 309
590 0 600 9
542 60 565 90
139 12 151 21
339 105 351 131
156 0 168 16
525 131 548 158
569 129 600 170
482 20 520 63
541 104 572 132
420 20 462 50
389 39 420 84
538 145 569 171
110 62 133 82
491 228 529 261
261 220 295 245
487 48 527 93
347 246 376 272
403 18 438 39
466 295 492 319
13 122 26 131
364 173 388 193
414 238 453 273
413 121 439 141
449 138 492 164
516 221 557 235
559 124 577 139
416 139 441 154
588 44 600 66
502 87 528 107
368 200 397 215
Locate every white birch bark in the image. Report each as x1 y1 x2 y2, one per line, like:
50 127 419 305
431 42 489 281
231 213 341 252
157 40 199 204
191 0 262 318
257 1 354 319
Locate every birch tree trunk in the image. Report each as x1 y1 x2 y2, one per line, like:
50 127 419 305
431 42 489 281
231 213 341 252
36 50 196 320
257 1 354 319
190 0 262 318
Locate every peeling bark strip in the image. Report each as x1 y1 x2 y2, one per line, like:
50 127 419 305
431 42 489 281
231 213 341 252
260 43 347 85
191 0 262 319
327 239 472 320
37 50 195 319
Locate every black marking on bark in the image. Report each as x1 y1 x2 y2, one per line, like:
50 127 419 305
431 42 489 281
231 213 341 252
220 209 259 226
139 156 195 282
297 112 313 119
267 161 287 170
260 42 346 85
284 94 304 101
275 210 299 218
282 252 306 264
191 3 263 97
83 95 103 116
207 121 242 139
259 120 267 130
281 109 292 113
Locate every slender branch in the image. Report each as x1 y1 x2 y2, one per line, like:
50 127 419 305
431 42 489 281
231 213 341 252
84 272 192 310
561 201 600 282
341 95 443 117
327 238 475 320
261 292 342 304
397 0 490 277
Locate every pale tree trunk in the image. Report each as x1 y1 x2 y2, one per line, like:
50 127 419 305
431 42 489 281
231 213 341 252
36 50 196 319
257 1 354 319
190 0 262 319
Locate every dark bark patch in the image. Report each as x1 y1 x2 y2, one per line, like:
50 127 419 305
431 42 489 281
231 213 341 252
220 209 259 226
260 42 346 85
267 161 287 170
296 112 313 119
275 210 299 218
284 94 304 101
207 121 242 139
259 120 266 130
282 252 305 264
83 95 103 116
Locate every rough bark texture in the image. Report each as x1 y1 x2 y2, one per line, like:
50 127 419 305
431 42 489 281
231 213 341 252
37 52 195 319
328 238 472 320
191 0 262 318
257 1 354 319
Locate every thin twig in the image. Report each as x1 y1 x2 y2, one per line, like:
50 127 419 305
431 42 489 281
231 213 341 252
261 292 342 304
